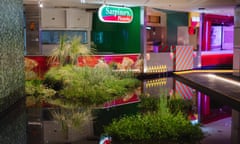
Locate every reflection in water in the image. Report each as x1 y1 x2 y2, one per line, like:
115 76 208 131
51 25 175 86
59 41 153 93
143 77 232 125
0 99 26 144
0 77 234 144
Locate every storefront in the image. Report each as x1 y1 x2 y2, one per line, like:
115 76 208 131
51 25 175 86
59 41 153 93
24 4 234 79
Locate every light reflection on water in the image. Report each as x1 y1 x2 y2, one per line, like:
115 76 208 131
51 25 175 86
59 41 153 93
0 76 232 144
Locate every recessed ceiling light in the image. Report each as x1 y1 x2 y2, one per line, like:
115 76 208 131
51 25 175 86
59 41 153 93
80 0 86 3
39 0 43 8
198 7 205 10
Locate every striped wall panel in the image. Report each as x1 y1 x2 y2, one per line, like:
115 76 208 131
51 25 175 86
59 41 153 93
175 46 193 71
175 80 193 99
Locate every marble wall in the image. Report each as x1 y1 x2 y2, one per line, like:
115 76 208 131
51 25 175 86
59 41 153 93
0 0 24 113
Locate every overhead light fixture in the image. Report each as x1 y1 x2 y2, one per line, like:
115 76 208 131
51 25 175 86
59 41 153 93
198 7 205 10
80 0 86 3
39 0 43 8
198 7 205 13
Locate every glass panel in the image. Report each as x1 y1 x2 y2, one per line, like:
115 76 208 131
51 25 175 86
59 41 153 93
40 30 88 45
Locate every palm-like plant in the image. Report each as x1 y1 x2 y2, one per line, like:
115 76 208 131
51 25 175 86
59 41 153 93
48 35 68 66
68 36 93 65
48 35 94 66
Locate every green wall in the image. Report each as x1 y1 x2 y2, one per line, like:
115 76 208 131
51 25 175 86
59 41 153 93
0 0 25 113
166 11 189 45
92 7 141 54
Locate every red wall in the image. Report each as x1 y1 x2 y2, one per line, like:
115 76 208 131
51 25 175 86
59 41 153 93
25 56 50 79
25 54 139 78
201 53 233 67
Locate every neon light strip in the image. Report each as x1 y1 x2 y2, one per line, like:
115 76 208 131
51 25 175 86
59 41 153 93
206 74 240 87
174 70 233 75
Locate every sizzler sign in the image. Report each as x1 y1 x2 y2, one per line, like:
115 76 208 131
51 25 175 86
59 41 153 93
98 5 133 23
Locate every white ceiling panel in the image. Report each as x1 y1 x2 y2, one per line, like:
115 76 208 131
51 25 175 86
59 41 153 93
23 0 238 15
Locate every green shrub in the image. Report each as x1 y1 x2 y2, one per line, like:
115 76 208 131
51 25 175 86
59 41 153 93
43 65 140 106
43 65 76 90
25 80 56 107
138 95 159 112
105 111 203 144
25 80 56 98
168 98 193 115
104 95 204 144
139 94 193 116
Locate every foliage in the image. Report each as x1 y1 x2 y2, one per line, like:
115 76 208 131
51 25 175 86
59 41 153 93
41 34 139 107
138 95 159 112
138 93 193 116
105 112 203 144
168 98 193 115
25 80 56 107
43 65 74 90
104 95 204 144
112 70 136 79
51 108 92 131
47 107 93 139
48 35 94 66
43 65 140 106
158 94 169 116
25 35 141 140
48 35 68 66
108 62 118 70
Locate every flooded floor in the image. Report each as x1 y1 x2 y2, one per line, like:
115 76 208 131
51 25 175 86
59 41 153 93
201 117 231 144
0 75 235 144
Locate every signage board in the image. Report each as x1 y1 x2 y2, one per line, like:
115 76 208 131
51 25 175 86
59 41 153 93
98 5 133 23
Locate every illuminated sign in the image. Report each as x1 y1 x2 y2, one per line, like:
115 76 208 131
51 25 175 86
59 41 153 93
98 5 133 23
191 16 200 22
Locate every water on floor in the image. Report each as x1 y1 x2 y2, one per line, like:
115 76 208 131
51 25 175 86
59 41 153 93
0 76 234 144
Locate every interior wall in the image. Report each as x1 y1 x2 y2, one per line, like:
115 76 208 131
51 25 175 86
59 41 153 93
0 0 25 113
166 11 189 46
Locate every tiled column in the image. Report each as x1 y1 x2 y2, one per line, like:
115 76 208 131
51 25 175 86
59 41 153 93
233 5 240 76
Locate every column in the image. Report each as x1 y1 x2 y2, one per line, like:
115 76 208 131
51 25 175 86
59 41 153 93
231 109 240 144
233 5 240 76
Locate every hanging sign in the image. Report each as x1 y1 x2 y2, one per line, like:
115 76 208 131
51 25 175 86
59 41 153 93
98 5 133 23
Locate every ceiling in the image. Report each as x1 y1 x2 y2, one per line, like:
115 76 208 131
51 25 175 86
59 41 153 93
23 0 239 16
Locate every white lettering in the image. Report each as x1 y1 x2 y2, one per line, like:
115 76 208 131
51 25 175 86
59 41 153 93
105 7 130 16
118 16 131 21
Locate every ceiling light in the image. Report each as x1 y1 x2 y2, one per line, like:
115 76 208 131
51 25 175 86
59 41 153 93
39 1 43 8
80 0 86 3
198 8 205 10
